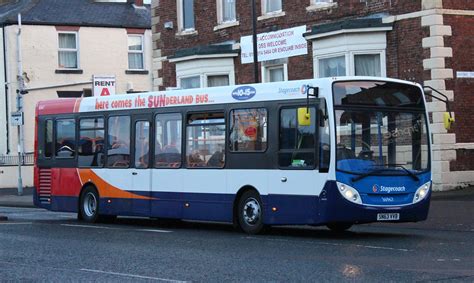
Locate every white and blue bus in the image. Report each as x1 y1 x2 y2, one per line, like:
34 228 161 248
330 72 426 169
34 77 442 234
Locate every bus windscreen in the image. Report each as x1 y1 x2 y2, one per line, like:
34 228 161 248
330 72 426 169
333 81 424 109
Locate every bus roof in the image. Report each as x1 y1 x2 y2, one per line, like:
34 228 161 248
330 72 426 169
36 77 420 116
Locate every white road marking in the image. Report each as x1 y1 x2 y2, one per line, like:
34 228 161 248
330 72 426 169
80 268 187 282
245 236 412 252
61 224 173 233
61 224 114 229
137 229 173 233
0 222 32 225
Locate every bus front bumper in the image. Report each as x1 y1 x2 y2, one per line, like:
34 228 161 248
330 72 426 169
318 181 431 225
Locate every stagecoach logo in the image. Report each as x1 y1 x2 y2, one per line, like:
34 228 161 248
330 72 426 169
372 184 379 193
300 84 311 94
231 86 256 101
373 184 406 193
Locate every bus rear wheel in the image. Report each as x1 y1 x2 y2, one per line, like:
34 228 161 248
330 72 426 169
79 186 100 223
326 222 353 232
237 190 265 234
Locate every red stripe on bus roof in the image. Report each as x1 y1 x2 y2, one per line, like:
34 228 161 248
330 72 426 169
36 99 78 115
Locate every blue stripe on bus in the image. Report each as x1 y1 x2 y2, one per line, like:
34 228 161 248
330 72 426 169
36 180 430 226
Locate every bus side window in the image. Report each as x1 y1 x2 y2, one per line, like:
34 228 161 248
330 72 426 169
78 117 105 167
55 118 76 158
229 108 267 152
107 116 131 168
155 113 182 168
44 119 53 158
319 100 330 172
279 107 316 168
186 112 225 168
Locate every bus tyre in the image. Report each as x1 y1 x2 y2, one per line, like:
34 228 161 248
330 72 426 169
79 187 100 223
238 190 265 234
326 222 353 233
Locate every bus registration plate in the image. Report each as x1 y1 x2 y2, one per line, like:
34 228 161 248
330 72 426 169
377 213 400 221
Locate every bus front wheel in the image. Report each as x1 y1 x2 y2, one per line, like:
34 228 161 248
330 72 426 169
79 186 100 223
237 190 265 234
326 222 353 232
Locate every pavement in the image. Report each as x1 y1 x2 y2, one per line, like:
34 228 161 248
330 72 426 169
0 187 35 208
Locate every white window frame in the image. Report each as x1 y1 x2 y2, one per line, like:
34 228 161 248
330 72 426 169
315 52 348 78
262 0 282 15
261 63 288 83
179 75 201 89
307 0 337 12
177 0 196 33
350 50 385 77
312 0 333 4
310 30 390 78
127 34 145 71
178 72 232 89
216 0 237 25
315 51 386 78
205 73 231 87
173 57 236 89
58 31 79 69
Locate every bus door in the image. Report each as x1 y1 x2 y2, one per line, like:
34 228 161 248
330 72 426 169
132 115 152 216
151 112 184 219
268 105 328 223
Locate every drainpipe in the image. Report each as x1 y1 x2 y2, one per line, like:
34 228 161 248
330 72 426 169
2 25 9 154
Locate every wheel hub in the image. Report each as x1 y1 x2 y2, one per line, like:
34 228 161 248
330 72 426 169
83 192 97 217
243 198 261 225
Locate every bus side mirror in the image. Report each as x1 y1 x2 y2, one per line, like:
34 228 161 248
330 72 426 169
443 112 454 130
298 107 311 126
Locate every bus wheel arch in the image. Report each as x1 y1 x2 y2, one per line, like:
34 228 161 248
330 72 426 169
78 183 116 223
78 184 100 223
233 186 266 234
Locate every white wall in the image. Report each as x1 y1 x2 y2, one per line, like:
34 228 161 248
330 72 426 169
0 166 33 188
3 24 152 153
0 24 152 188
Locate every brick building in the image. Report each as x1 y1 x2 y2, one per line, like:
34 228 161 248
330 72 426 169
150 0 474 191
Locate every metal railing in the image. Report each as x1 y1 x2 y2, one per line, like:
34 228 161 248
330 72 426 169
0 153 34 166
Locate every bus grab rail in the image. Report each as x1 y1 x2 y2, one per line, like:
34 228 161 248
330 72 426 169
423 85 455 130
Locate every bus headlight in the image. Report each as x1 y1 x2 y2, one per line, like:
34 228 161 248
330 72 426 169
336 182 362 204
413 181 431 204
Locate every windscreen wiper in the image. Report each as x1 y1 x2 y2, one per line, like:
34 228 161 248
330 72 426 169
352 164 420 183
351 168 387 182
386 164 420 181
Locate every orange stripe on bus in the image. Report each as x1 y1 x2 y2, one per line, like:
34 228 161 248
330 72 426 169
77 169 153 200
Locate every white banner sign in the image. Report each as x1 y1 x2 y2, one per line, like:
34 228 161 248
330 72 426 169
240 25 308 64
93 75 116 97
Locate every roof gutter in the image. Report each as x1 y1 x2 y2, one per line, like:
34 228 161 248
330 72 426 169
25 80 92 92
